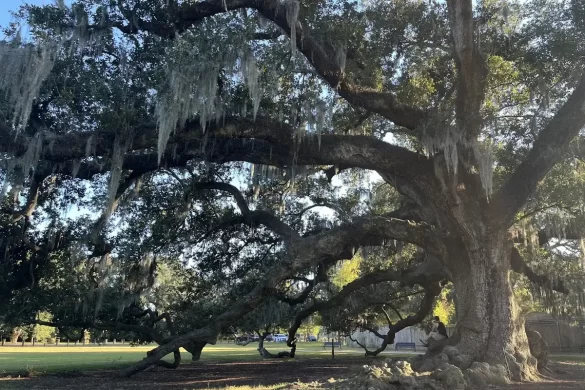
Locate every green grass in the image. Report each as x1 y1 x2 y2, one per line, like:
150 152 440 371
550 354 585 365
0 342 407 374
1 342 582 376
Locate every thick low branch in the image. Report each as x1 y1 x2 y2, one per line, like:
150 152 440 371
3 117 438 204
121 216 443 376
286 257 446 346
510 247 570 294
151 349 181 369
351 286 440 356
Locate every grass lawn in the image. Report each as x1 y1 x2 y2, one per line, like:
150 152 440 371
1 342 582 377
550 353 585 365
0 342 401 374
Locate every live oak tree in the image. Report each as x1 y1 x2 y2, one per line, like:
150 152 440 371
1 0 585 381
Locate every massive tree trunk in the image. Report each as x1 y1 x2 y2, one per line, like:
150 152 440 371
440 231 539 381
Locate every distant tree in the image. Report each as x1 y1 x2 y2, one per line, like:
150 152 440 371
30 312 55 343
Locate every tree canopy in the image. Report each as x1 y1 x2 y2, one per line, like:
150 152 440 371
0 0 585 381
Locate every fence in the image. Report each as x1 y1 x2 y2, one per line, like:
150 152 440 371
346 325 456 350
0 337 133 346
525 314 585 353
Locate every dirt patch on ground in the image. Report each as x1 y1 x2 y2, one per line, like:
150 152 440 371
501 362 585 390
0 358 359 389
1 359 584 389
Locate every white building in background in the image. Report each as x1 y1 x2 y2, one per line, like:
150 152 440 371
346 326 455 350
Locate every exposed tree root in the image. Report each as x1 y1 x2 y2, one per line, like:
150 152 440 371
409 335 543 386
333 358 519 389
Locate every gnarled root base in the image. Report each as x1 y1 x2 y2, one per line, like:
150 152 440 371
408 341 541 387
525 328 549 371
334 358 524 390
412 326 546 382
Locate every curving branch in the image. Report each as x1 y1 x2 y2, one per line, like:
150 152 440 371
121 216 444 376
3 118 437 202
189 182 251 214
286 256 446 346
358 322 387 340
348 333 370 352
384 303 404 321
510 247 570 294
492 71 585 227
186 181 299 241
350 285 440 356
151 349 181 369
11 174 47 222
273 278 318 306
107 0 427 131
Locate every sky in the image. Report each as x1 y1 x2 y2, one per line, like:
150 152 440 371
0 0 50 37
0 1 47 24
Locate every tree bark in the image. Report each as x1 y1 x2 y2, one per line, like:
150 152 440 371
257 334 267 357
445 234 539 381
10 328 22 343
183 341 206 361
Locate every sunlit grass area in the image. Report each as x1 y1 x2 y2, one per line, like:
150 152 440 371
550 354 585 365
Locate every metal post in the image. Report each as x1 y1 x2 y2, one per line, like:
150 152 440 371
557 321 563 352
331 337 335 359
